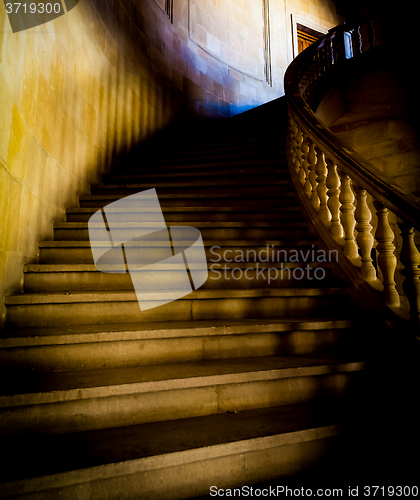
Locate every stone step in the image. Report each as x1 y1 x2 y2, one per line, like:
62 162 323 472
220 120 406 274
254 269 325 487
5 288 350 328
89 184 289 198
0 400 351 497
144 149 280 166
0 354 365 436
79 193 297 208
102 166 288 183
66 206 302 223
149 141 284 161
53 221 310 242
39 240 320 264
124 160 287 177
23 261 335 293
90 178 289 194
129 158 282 172
0 318 355 372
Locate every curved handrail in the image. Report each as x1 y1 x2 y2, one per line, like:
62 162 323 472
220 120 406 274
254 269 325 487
285 19 420 229
284 15 420 334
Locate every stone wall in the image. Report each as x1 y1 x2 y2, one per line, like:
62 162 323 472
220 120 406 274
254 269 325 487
0 0 341 326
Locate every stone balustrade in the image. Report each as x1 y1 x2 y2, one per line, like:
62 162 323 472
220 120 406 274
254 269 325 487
285 15 420 334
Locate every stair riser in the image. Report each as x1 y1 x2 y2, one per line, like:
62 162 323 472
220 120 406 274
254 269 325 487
0 372 358 436
54 227 308 241
39 244 319 264
67 211 302 223
0 329 352 372
97 174 289 188
90 186 287 196
145 140 284 157
113 164 287 178
130 160 284 173
145 152 281 166
103 168 288 182
6 295 349 328
80 196 296 208
24 267 334 292
0 436 339 500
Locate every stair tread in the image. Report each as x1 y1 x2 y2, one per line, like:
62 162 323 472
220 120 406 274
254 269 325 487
0 317 354 344
102 168 287 180
0 400 344 485
0 354 365 401
24 262 333 272
39 239 317 247
91 180 289 189
55 221 308 228
79 192 295 200
130 159 283 168
67 206 300 213
6 287 348 305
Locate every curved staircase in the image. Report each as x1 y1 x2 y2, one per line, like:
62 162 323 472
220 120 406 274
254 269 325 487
0 98 374 498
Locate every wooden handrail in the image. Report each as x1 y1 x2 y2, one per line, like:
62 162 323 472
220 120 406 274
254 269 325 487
284 15 420 334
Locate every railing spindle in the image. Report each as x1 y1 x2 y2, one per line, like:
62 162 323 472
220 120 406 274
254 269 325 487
315 147 331 226
289 116 297 171
326 159 343 239
301 134 311 196
354 184 376 279
398 223 420 329
338 171 358 258
295 126 305 185
307 140 319 208
373 201 400 306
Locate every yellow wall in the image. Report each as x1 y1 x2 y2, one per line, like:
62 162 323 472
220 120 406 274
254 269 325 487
0 0 341 326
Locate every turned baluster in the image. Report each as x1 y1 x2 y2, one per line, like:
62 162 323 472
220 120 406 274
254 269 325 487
307 140 319 208
358 23 371 53
398 223 420 330
326 159 343 239
373 201 400 306
338 171 358 258
353 184 376 279
315 148 331 227
351 28 360 58
301 133 310 193
331 35 338 64
294 125 304 181
288 116 297 168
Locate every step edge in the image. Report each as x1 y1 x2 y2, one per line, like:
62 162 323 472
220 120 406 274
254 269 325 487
5 287 349 305
0 424 343 498
0 361 365 407
0 319 353 347
23 262 334 272
39 239 317 248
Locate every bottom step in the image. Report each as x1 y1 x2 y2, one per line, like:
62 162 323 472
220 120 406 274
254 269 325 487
0 400 348 499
